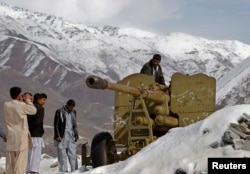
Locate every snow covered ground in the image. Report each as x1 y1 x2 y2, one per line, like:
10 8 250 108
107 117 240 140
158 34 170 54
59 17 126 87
1 104 250 174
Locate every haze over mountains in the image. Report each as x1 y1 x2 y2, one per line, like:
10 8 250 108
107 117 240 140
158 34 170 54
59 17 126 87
1 1 250 156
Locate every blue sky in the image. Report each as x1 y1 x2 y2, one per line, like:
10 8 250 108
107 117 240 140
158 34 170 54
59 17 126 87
1 0 250 44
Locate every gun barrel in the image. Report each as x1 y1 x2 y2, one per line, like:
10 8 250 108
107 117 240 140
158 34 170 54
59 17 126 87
86 76 141 96
86 76 108 89
86 76 168 104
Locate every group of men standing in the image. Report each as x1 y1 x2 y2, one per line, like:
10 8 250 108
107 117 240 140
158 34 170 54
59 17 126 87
2 87 79 173
1 53 165 173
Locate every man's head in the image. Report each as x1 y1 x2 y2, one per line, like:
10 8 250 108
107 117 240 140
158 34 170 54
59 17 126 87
152 54 161 68
66 99 76 111
40 93 47 106
33 93 47 105
10 87 22 100
23 92 33 102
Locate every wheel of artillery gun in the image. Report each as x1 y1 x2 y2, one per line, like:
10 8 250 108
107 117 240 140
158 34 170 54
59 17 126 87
91 132 117 168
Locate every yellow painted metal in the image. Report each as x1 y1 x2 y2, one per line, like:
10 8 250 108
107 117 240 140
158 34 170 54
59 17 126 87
86 72 216 157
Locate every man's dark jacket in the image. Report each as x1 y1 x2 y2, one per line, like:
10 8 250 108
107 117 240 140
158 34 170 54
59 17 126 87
54 106 78 141
140 59 165 85
28 103 44 137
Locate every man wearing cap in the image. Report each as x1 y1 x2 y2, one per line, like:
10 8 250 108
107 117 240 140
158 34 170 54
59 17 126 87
140 54 166 85
4 87 37 174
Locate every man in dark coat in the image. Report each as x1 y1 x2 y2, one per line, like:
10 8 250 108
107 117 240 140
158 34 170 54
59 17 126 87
54 99 79 173
27 93 47 174
140 54 166 85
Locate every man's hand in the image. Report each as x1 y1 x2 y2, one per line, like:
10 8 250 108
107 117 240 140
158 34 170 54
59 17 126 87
75 135 79 142
56 137 62 142
23 92 33 102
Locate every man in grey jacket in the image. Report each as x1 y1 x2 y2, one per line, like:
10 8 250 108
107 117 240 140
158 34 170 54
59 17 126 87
140 54 166 85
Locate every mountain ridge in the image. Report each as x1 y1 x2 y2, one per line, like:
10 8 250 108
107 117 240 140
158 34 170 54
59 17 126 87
1 1 250 109
1 1 250 156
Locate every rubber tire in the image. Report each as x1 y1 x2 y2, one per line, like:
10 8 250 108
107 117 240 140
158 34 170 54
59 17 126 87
91 132 116 168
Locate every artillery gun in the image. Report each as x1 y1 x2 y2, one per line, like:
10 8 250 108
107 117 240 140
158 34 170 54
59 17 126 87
82 73 216 168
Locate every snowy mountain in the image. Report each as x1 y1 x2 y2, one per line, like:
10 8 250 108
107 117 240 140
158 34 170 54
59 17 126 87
1 1 250 155
1 2 250 110
216 56 250 108
1 2 250 109
1 2 250 173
